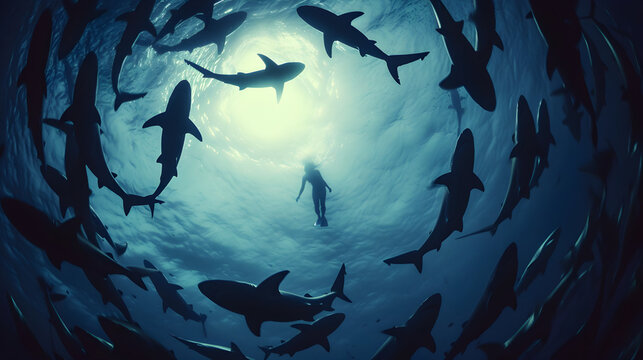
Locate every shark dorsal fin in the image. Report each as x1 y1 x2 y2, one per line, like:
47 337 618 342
339 11 364 23
291 323 312 332
257 54 278 69
230 342 242 354
257 270 289 295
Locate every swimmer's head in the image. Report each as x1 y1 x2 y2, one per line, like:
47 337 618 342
304 161 316 173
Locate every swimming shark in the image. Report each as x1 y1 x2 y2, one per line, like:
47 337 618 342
84 270 134 322
530 100 556 188
38 277 86 360
592 18 643 148
528 0 598 145
156 0 222 41
259 313 345 359
18 9 51 163
142 80 202 200
73 326 115 360
65 52 160 215
370 294 441 360
384 129 484 272
154 12 246 55
198 264 351 336
173 336 254 360
58 0 106 59
516 227 561 294
0 197 148 290
478 268 576 360
112 0 157 110
7 293 50 360
98 316 177 360
448 89 465 133
143 260 207 334
185 55 304 102
582 31 607 118
296 5 429 84
459 96 539 238
445 243 518 360
470 0 504 64
430 0 496 111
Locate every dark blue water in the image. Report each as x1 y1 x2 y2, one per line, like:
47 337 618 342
1 0 641 359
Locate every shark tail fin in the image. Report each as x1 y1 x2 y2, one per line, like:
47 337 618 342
258 346 272 360
385 51 430 84
383 250 423 273
458 223 498 239
478 343 506 360
330 264 351 303
114 91 147 111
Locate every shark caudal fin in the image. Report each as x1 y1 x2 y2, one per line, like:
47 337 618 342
123 195 164 217
383 250 424 273
330 264 351 303
457 223 498 239
385 51 430 84
114 91 147 111
478 343 507 360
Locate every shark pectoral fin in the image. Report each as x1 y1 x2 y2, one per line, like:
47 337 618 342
493 32 504 50
185 119 203 142
274 83 284 103
471 173 485 192
291 323 312 332
162 301 168 313
433 172 454 190
257 270 289 295
215 37 226 54
424 334 437 353
115 11 133 23
257 54 278 69
382 326 409 339
339 11 364 23
319 337 331 352
230 342 243 354
184 59 217 78
525 11 533 19
323 34 334 58
439 67 462 89
168 283 183 291
245 316 263 336
142 113 166 129
144 20 157 38
509 143 523 159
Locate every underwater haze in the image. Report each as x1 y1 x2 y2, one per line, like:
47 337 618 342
1 0 642 359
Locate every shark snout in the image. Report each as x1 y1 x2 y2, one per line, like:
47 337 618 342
283 62 305 79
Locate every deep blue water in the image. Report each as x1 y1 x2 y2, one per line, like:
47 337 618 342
1 0 642 359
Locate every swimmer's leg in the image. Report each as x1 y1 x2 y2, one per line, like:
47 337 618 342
320 191 328 227
313 193 321 225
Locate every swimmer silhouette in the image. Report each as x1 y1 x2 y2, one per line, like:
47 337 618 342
296 163 332 227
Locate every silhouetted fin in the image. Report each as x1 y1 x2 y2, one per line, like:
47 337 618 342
142 113 166 128
383 250 423 273
258 54 278 69
330 264 351 303
383 326 436 352
185 59 216 78
246 316 263 336
386 51 429 84
339 11 364 23
168 284 183 291
114 91 147 111
323 34 334 57
440 65 462 89
230 342 243 354
113 242 127 256
493 32 504 50
319 337 331 351
274 83 284 103
186 119 203 141
257 270 289 295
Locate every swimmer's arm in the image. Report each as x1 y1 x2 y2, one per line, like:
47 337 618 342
296 177 306 202
324 180 332 192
